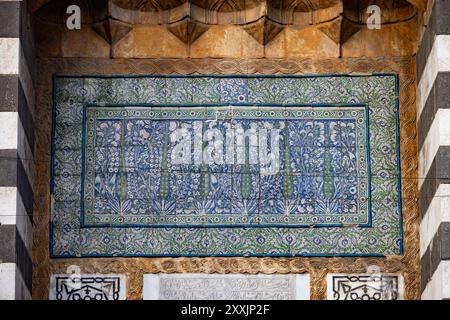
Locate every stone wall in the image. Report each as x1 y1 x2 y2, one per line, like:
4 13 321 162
0 0 35 300
34 0 421 59
416 0 450 300
29 0 428 300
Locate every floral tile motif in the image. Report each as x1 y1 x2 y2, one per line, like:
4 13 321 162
51 74 402 257
220 78 248 103
81 106 370 227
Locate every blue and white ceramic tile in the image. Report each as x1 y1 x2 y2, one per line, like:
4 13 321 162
50 74 402 257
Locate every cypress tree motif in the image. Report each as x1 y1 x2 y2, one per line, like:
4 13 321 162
146 146 153 202
145 126 154 202
323 122 333 198
116 120 128 210
200 162 210 199
159 123 169 199
241 134 250 200
283 123 293 199
200 122 210 199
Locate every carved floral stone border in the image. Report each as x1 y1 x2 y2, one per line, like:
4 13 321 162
33 57 419 300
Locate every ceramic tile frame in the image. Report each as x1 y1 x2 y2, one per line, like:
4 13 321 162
49 73 402 258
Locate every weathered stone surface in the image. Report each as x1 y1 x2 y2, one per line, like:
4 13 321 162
35 21 63 57
166 18 209 45
190 25 264 58
266 27 338 58
111 0 342 26
242 17 285 45
342 18 418 57
113 25 188 58
32 0 424 59
61 28 110 58
143 274 310 300
92 19 133 45
407 0 428 11
31 0 52 13
0 1 20 38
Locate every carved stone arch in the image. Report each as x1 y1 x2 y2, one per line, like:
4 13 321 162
343 0 418 24
111 0 185 11
145 0 164 11
288 0 314 12
209 0 244 24
287 0 316 24
34 0 424 48
211 0 243 11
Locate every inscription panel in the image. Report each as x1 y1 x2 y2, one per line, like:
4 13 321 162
143 274 310 300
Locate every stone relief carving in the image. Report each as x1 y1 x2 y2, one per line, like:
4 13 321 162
49 274 127 300
143 274 310 300
327 273 404 300
34 0 422 46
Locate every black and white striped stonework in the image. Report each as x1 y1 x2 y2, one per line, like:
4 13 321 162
417 0 450 300
0 0 34 300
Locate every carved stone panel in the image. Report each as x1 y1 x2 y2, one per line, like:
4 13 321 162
143 273 310 300
49 274 127 300
327 273 404 300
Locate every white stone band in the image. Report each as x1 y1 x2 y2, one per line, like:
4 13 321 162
0 112 35 187
0 187 33 255
422 261 450 300
0 263 31 300
417 35 450 121
420 184 450 257
0 37 35 119
419 109 450 190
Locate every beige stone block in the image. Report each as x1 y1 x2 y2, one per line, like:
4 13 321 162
240 27 265 58
342 21 417 57
266 27 339 58
264 28 286 58
61 27 110 58
190 25 263 58
287 27 339 58
113 25 188 58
